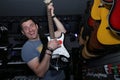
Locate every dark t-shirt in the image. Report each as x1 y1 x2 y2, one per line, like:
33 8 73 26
21 40 65 80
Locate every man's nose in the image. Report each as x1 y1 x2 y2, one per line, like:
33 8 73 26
29 28 33 32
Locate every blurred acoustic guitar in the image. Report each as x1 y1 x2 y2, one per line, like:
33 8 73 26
109 0 120 34
82 36 98 59
91 0 101 20
81 0 104 59
97 4 120 45
86 16 106 55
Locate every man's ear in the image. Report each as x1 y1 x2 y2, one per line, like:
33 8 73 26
36 24 38 29
21 30 25 35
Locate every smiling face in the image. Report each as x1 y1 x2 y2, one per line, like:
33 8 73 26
21 19 39 41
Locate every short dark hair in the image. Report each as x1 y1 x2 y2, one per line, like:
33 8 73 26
19 17 37 31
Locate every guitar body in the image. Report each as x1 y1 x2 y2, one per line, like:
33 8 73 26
47 33 70 58
87 16 106 54
91 0 101 20
82 36 98 59
109 0 120 33
97 6 120 45
82 45 98 59
47 33 70 70
81 0 105 58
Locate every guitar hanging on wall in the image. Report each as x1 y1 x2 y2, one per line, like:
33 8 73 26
97 3 120 45
84 0 106 54
91 0 101 20
44 0 70 70
109 0 120 34
81 0 103 59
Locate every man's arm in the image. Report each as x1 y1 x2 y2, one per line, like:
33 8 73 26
26 39 60 78
48 3 66 38
53 17 66 37
27 50 51 77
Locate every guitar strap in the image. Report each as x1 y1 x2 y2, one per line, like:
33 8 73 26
38 29 48 62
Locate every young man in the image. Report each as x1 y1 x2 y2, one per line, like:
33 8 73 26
20 3 66 80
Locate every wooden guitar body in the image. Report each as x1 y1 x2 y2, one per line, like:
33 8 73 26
109 0 120 33
81 0 106 59
91 0 101 20
82 36 98 59
82 17 108 59
82 45 98 59
97 6 120 45
87 16 106 54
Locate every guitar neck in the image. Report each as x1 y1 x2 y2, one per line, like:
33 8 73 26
47 8 55 39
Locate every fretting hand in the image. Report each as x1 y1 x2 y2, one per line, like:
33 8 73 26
47 2 55 16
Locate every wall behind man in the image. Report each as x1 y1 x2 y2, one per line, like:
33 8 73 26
0 0 89 16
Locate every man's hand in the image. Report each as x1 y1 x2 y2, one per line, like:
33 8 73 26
47 2 55 16
47 39 61 51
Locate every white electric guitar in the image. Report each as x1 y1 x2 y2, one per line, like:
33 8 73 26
47 33 70 59
44 0 70 70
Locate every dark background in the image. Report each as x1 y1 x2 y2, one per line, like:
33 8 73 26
0 0 88 16
1 0 120 80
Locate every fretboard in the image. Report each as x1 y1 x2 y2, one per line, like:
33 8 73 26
47 8 55 39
